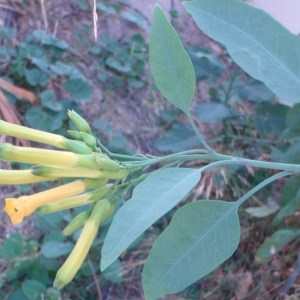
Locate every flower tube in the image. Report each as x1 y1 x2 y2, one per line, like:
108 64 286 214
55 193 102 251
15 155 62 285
32 165 105 179
37 183 113 214
0 120 92 154
0 169 55 184
53 199 112 289
0 143 99 168
4 180 87 224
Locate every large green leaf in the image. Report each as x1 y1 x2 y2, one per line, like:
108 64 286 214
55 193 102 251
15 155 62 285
101 168 201 271
184 0 300 105
150 5 196 113
142 200 240 300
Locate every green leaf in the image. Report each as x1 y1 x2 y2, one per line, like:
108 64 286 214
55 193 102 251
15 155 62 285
8 289 26 300
121 11 148 30
41 241 73 258
50 61 80 77
0 233 23 260
255 228 300 264
106 57 132 73
184 0 300 105
30 30 68 49
22 280 47 300
196 102 232 122
101 168 202 271
24 68 48 87
244 206 278 218
142 200 240 300
25 106 64 131
150 5 196 113
63 77 92 102
40 90 63 112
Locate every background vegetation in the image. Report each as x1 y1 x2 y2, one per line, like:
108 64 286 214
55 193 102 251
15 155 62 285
0 1 299 299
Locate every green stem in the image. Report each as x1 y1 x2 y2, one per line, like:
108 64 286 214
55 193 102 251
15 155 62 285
236 171 293 206
186 111 216 153
195 152 300 173
97 140 148 161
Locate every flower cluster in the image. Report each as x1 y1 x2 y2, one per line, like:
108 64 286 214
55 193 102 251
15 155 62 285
0 110 129 288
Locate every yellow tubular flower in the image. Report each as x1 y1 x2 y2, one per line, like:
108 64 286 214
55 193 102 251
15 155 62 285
32 165 105 178
0 143 100 168
37 193 92 214
0 169 55 184
0 120 92 154
54 199 112 289
37 183 113 214
4 180 86 224
0 120 67 148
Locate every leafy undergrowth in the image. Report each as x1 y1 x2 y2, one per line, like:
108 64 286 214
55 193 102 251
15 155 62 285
0 1 299 299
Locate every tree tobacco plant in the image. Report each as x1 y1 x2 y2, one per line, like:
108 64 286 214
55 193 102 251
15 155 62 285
1 1 300 299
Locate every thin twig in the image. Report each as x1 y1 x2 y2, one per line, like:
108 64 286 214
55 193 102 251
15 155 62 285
40 0 48 31
93 0 98 41
87 255 102 300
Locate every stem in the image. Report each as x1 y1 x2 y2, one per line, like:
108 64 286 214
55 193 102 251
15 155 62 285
236 171 293 206
97 140 148 161
87 256 102 300
223 71 237 104
200 152 300 173
186 111 216 153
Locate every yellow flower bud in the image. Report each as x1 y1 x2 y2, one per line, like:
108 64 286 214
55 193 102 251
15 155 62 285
80 132 97 149
54 199 112 289
67 130 83 140
0 120 92 154
4 180 86 224
68 110 91 133
94 153 124 172
62 211 90 236
0 169 55 184
63 139 93 154
0 120 66 148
